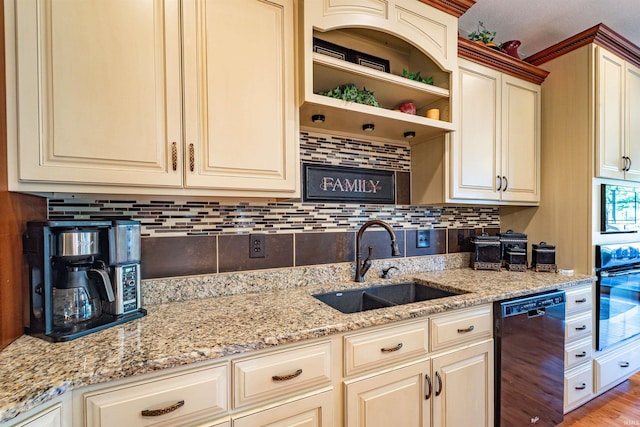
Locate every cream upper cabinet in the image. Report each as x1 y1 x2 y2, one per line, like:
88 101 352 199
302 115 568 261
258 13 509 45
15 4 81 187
450 59 540 204
595 46 640 182
5 0 298 197
6 0 184 189
182 0 298 193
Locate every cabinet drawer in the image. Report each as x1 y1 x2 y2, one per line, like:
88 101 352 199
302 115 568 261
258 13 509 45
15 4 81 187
565 285 593 314
232 390 333 427
595 341 640 392
430 305 492 352
564 364 593 411
564 337 593 369
344 320 428 376
83 364 228 427
233 341 332 408
565 312 592 341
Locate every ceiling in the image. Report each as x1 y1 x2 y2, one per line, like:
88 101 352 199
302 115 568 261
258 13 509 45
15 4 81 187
458 0 640 59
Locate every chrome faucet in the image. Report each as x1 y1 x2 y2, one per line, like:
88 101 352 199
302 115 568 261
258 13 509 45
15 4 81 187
355 220 401 282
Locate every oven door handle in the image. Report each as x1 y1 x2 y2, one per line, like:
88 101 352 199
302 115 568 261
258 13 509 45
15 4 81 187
600 268 640 277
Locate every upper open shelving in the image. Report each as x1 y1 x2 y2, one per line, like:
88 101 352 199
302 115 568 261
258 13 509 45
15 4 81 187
299 0 458 145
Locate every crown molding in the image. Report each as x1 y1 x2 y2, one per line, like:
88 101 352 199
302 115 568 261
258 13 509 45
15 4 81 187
419 0 475 18
458 37 550 85
525 24 640 68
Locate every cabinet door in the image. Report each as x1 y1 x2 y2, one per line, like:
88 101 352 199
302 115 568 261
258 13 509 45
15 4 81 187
10 0 183 187
625 62 640 181
182 0 298 195
500 75 540 203
232 390 333 427
596 46 626 179
345 362 430 427
431 340 493 427
450 60 501 201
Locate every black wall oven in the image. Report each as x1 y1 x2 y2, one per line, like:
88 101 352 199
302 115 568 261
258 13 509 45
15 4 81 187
596 243 640 350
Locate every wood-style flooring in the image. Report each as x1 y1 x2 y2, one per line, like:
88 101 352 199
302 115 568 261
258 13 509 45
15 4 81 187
558 372 640 426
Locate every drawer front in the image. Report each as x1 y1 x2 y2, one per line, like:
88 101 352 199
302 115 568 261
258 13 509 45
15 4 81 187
84 365 228 427
344 320 428 376
430 305 492 352
565 285 593 314
595 342 640 392
233 341 332 408
13 404 62 427
564 337 592 369
565 312 592 341
233 390 333 427
564 364 593 410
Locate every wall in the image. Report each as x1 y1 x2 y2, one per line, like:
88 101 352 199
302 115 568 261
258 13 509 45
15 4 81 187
49 131 501 279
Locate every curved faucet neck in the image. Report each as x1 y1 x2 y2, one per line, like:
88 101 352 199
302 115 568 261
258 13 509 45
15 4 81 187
355 220 400 282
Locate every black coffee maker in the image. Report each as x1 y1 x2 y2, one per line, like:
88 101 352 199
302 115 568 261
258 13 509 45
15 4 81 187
23 220 146 341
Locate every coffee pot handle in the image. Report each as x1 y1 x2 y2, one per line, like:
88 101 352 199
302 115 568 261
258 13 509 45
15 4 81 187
89 268 115 303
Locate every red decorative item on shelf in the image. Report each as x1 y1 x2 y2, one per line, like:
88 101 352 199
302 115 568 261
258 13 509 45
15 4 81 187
398 102 416 115
501 40 521 59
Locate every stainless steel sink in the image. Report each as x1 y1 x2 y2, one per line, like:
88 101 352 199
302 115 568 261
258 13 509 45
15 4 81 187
313 282 463 314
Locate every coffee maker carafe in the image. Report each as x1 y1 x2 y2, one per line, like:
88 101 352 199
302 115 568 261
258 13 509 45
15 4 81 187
51 229 115 326
23 220 146 342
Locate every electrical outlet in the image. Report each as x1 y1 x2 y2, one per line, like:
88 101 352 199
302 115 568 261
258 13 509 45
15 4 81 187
416 230 430 248
249 234 266 258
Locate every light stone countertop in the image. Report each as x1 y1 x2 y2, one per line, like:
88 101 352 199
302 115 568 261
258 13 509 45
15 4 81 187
0 267 595 424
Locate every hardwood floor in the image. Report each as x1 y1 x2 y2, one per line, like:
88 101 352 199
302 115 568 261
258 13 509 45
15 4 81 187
558 372 640 426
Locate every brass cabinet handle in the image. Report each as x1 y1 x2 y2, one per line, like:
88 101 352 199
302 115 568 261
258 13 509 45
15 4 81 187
575 351 587 358
502 176 508 191
141 400 184 417
435 371 443 397
575 325 588 331
574 383 587 390
171 142 177 171
425 374 432 400
272 369 303 382
575 298 587 303
620 361 630 368
189 143 195 172
380 343 403 353
457 325 475 333
496 175 502 191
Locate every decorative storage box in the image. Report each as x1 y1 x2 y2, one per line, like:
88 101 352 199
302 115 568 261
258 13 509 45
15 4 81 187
472 234 502 271
532 242 557 272
505 246 527 272
499 230 528 266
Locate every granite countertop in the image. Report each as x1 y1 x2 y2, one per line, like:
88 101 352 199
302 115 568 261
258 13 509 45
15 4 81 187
0 267 595 423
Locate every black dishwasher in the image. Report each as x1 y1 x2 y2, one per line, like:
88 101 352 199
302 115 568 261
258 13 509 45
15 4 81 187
494 290 566 426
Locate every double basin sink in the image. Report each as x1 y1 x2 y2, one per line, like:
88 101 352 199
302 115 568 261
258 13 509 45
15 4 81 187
313 282 464 314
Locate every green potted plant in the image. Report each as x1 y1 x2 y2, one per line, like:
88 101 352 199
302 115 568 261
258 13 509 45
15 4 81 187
401 69 433 85
467 21 500 50
318 83 379 107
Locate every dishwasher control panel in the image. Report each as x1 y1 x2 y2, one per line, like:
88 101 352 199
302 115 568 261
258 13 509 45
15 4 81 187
500 291 565 317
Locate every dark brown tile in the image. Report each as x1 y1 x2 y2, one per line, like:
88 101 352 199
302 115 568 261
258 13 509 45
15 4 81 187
357 229 406 260
483 227 501 236
406 229 446 256
447 228 482 253
295 232 355 266
219 234 293 273
396 171 411 205
141 236 216 279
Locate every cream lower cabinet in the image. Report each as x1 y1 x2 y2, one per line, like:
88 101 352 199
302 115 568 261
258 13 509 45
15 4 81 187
5 395 72 427
344 341 493 427
344 306 494 427
4 0 298 197
232 390 333 427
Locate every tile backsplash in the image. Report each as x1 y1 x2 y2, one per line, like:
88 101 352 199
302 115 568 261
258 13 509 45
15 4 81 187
48 131 500 278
